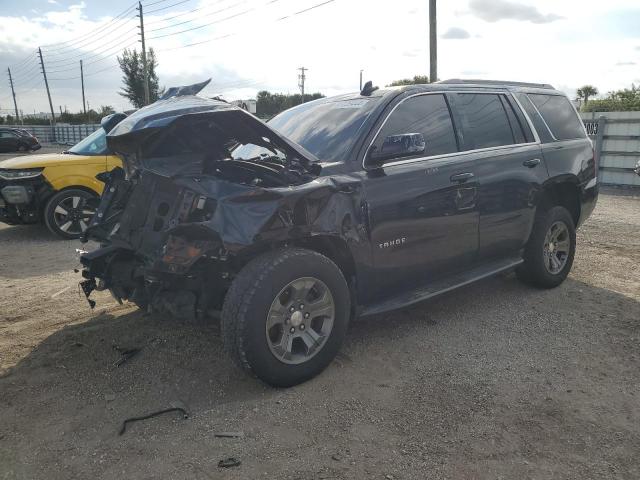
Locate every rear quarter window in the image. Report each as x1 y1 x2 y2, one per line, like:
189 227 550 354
528 94 586 141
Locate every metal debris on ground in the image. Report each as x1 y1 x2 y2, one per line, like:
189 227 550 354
118 406 189 436
214 432 244 438
218 457 241 468
113 345 141 367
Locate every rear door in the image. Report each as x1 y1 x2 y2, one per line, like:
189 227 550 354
448 91 547 260
361 93 479 301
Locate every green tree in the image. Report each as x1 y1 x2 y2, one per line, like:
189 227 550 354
387 75 430 87
256 91 324 118
576 85 598 107
117 48 162 108
583 84 640 112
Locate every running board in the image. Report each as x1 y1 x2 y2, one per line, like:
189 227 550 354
360 257 524 317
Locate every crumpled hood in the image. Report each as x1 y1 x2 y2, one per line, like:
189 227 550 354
0 152 104 169
107 95 318 164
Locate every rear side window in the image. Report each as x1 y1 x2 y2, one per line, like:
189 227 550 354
528 94 586 141
513 93 554 143
373 94 458 158
455 93 515 150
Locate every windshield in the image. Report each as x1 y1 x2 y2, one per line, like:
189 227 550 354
233 97 380 162
68 128 108 155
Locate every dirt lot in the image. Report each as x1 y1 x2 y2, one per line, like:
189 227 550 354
1 190 639 480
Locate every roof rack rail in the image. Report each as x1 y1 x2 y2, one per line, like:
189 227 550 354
438 79 555 89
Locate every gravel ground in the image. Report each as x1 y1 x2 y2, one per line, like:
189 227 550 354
0 189 639 480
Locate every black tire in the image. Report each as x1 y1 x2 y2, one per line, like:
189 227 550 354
44 188 98 240
222 248 350 387
516 206 576 289
17 143 28 152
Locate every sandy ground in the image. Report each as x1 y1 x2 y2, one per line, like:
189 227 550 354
0 190 639 480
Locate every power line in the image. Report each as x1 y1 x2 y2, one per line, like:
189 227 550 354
43 20 138 62
147 0 245 32
44 31 139 71
146 0 230 26
155 0 337 51
148 6 253 39
41 3 138 51
146 0 192 15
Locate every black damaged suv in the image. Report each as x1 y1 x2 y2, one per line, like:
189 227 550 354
80 79 598 387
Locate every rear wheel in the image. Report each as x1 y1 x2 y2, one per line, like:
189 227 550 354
517 206 576 288
44 189 98 239
222 248 350 387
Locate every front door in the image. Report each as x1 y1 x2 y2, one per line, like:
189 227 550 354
361 93 479 302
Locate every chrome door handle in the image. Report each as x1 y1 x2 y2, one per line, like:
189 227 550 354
523 158 541 168
450 172 474 183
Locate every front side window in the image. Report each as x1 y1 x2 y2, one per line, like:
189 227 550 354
455 93 516 150
372 94 458 159
528 94 586 141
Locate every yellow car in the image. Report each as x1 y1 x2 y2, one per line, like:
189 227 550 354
0 126 122 239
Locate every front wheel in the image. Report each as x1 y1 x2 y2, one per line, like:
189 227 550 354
222 248 350 387
517 206 576 288
44 189 98 239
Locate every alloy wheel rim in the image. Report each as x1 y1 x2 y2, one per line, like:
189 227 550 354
265 276 335 365
543 221 570 274
53 195 96 235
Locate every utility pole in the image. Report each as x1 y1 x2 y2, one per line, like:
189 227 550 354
137 1 150 106
429 0 437 83
297 67 307 102
359 69 363 90
7 68 19 122
38 47 56 126
80 59 86 115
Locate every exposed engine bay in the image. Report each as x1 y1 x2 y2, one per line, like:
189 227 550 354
78 82 362 319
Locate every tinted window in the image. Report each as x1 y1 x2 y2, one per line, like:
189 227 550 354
500 96 526 144
513 93 554 143
263 97 381 162
456 93 515 149
528 94 586 141
373 94 458 158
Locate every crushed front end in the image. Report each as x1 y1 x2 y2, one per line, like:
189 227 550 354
79 84 328 318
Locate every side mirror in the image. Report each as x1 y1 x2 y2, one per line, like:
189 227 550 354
101 113 127 133
367 133 426 166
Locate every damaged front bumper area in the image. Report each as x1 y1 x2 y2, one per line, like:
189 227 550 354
79 168 233 317
0 173 52 225
78 85 360 317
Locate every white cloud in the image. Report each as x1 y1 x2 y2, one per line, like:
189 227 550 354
442 27 471 39
468 0 564 23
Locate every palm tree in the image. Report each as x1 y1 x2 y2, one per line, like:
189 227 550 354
577 85 598 106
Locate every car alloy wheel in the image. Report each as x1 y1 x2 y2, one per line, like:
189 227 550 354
265 276 335 365
52 194 96 236
543 221 570 274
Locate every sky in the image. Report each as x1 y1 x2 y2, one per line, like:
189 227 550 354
0 0 639 116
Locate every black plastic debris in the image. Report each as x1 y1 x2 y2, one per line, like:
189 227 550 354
118 405 189 436
218 458 241 468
